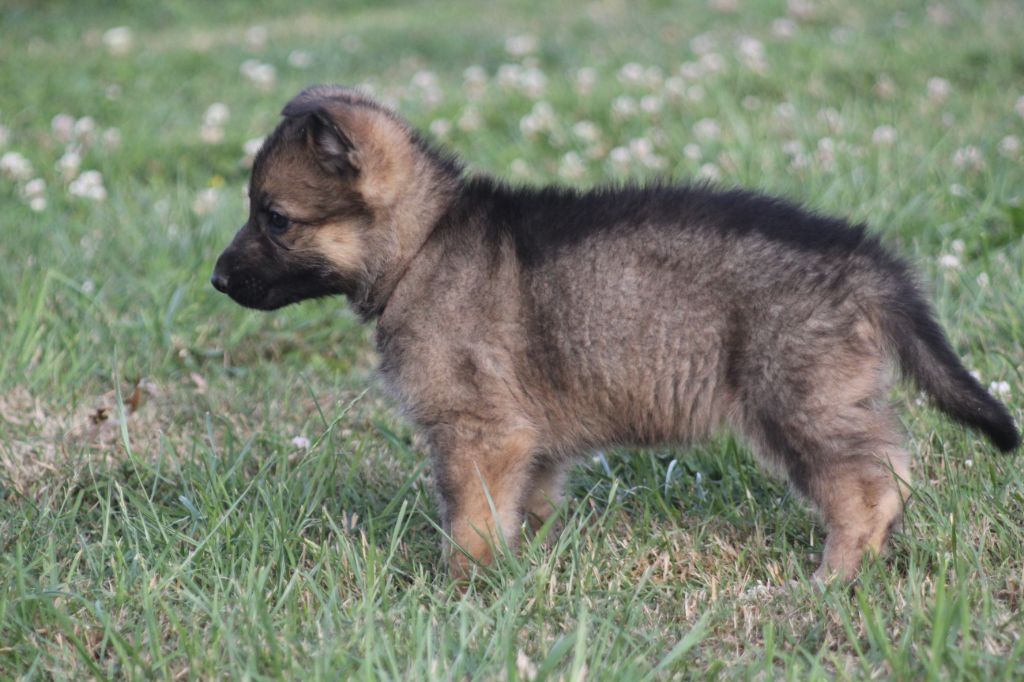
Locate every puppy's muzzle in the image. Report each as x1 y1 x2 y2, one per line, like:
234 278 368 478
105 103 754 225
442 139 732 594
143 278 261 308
210 269 229 293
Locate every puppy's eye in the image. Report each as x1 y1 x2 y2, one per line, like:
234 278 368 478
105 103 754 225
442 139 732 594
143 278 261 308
268 210 289 234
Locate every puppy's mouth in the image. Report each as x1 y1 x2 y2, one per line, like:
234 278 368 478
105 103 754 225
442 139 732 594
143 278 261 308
211 261 355 311
214 274 306 311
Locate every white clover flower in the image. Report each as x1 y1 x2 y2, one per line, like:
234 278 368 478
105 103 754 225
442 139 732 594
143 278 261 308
976 272 989 288
926 77 951 104
816 137 836 170
771 18 797 38
68 170 106 201
1 151 34 181
737 36 767 73
290 435 311 449
57 149 81 181
690 32 716 55
496 63 523 90
790 153 811 170
611 95 638 120
710 0 739 13
787 0 818 22
629 137 654 159
640 95 663 114
82 279 95 294
192 187 221 216
683 143 702 160
558 151 586 181
989 381 1011 398
949 183 967 197
699 52 726 74
874 74 896 99
102 127 122 150
463 65 487 98
505 34 538 57
574 67 597 96
608 146 631 168
50 114 74 143
519 101 556 138
775 101 796 120
937 253 961 270
998 135 1020 158
518 67 547 99
245 25 268 50
572 120 600 143
872 125 897 146
429 118 451 139
951 239 965 254
22 177 45 198
203 102 230 127
200 124 225 145
463 65 486 85
643 66 663 88
411 70 439 90
74 116 96 141
29 196 46 212
509 158 531 178
678 61 702 80
102 26 134 55
287 49 313 69
693 118 721 141
782 139 803 156
617 62 646 86
240 60 276 90
952 145 984 171
664 76 686 99
698 163 722 180
641 153 667 171
457 107 482 132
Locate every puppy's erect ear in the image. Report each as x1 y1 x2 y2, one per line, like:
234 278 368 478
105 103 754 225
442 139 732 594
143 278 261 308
307 112 360 176
282 90 360 176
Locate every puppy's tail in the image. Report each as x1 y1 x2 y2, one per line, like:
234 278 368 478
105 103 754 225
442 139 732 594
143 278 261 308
879 274 1020 452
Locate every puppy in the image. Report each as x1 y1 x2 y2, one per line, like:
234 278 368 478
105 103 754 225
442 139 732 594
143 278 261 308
212 86 1020 581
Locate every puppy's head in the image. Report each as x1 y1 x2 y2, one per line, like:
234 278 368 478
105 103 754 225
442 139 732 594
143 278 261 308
212 86 445 312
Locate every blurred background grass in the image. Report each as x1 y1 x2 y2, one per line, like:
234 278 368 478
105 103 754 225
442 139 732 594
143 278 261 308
1 0 1023 678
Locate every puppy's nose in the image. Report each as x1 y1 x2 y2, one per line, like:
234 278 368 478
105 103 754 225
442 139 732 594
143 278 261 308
211 270 229 293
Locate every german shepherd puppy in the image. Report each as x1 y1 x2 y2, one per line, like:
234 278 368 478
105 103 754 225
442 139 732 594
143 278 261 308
212 86 1019 581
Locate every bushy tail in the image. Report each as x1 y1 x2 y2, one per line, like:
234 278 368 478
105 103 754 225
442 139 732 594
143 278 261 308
880 277 1020 452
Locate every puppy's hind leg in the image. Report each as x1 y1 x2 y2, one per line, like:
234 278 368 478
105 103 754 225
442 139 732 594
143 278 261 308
749 408 911 581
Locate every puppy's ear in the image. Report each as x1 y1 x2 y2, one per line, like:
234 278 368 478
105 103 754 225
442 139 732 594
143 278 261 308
306 112 360 176
282 91 360 176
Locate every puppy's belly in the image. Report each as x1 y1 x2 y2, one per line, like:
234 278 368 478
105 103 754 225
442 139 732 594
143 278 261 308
539 338 730 451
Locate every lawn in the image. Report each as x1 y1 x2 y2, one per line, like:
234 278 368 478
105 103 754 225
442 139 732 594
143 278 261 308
1 0 1023 678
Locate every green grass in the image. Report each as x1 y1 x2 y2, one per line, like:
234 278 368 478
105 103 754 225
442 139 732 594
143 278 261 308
2 0 1023 678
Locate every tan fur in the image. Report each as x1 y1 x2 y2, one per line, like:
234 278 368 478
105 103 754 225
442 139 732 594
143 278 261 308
309 223 366 275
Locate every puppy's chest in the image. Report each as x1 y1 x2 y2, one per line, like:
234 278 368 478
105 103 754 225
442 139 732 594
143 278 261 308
374 316 528 418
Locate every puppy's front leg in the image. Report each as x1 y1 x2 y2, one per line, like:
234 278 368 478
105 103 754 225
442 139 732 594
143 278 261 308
431 423 538 580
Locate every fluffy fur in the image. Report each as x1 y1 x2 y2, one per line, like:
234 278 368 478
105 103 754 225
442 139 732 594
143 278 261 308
213 86 1019 581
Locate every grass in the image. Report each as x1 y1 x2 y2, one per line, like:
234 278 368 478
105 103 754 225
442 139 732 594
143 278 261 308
1 0 1023 678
